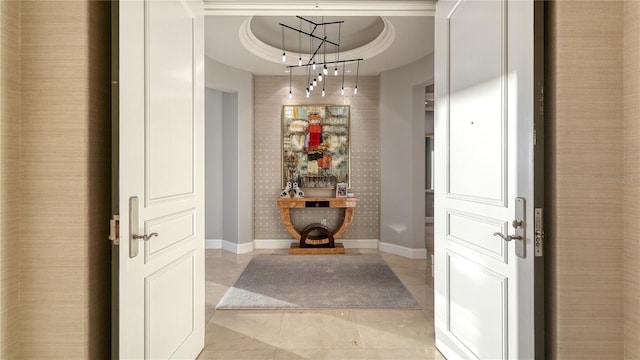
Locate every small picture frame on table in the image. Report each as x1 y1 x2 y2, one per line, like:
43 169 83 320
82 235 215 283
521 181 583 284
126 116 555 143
336 182 347 197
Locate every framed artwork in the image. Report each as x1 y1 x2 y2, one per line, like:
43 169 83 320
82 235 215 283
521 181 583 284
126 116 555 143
335 183 348 197
282 105 350 189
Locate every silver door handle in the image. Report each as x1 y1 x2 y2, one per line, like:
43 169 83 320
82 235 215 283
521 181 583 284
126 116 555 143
132 232 158 241
493 232 522 242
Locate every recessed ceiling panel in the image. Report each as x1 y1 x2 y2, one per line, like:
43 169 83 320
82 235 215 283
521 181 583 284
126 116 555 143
251 16 385 53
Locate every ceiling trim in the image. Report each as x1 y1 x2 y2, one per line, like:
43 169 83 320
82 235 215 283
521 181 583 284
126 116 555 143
203 1 436 16
238 17 396 66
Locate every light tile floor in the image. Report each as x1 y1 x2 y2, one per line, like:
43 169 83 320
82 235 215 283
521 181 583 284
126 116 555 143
198 249 444 360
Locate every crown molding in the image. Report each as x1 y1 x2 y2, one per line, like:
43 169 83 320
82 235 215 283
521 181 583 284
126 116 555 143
204 1 436 16
239 16 395 66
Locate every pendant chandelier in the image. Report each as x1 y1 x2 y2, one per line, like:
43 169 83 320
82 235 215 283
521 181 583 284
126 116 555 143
280 16 362 98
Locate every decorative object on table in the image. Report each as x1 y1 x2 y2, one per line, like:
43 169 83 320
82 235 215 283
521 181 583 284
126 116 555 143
282 105 350 189
292 182 304 198
280 181 292 198
335 182 347 197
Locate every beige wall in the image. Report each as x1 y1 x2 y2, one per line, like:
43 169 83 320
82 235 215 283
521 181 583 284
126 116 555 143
0 1 22 358
624 2 640 358
253 75 380 242
546 2 625 358
0 1 111 358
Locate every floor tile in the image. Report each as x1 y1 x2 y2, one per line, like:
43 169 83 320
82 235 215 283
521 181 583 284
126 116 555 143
406 284 435 313
353 309 435 350
198 349 276 359
206 310 283 350
274 348 444 360
278 310 362 350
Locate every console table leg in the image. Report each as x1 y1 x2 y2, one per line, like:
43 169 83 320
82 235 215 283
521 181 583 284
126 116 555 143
280 208 302 240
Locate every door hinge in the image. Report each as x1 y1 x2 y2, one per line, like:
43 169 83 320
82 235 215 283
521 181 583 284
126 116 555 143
109 215 120 245
534 208 544 257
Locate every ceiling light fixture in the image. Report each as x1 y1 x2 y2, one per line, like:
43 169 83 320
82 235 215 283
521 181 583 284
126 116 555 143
354 60 360 95
341 61 345 96
281 27 286 62
288 69 293 98
298 18 302 66
280 16 363 98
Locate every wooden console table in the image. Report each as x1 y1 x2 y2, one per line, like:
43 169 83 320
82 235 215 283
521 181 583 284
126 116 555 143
276 197 357 254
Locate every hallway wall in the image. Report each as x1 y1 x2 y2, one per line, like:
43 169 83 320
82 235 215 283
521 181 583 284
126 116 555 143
18 1 112 358
623 2 640 358
205 88 223 241
205 57 253 250
0 1 21 358
546 2 624 358
379 56 433 256
252 75 380 245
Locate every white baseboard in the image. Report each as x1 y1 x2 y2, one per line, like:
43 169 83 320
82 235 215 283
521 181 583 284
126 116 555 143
253 239 295 249
205 239 222 249
339 239 379 249
379 241 427 259
222 240 254 254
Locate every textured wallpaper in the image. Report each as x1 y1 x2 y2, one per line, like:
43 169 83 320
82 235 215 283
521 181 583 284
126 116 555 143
254 75 380 240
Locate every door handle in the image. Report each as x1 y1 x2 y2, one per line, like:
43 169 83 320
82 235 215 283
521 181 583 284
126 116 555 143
493 197 527 259
129 197 160 258
132 232 158 241
493 232 522 242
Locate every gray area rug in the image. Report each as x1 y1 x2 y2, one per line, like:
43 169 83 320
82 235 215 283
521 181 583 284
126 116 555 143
216 254 420 309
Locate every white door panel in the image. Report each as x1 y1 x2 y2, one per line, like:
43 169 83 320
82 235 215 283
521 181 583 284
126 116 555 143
118 0 205 358
448 0 506 204
146 252 197 359
435 0 538 359
446 210 508 263
448 252 507 360
147 1 196 202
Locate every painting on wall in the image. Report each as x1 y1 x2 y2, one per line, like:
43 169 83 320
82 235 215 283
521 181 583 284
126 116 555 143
282 105 350 189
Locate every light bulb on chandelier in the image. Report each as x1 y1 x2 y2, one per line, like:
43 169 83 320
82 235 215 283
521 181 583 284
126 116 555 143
279 16 364 98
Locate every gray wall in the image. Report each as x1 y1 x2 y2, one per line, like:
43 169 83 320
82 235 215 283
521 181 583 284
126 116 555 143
252 75 380 242
205 57 253 248
205 88 223 240
380 55 434 251
222 92 239 243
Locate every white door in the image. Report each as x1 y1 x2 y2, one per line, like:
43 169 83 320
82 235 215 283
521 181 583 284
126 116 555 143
117 0 205 358
434 0 542 359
